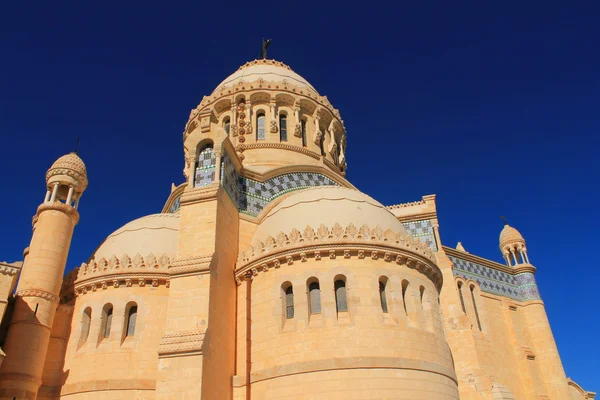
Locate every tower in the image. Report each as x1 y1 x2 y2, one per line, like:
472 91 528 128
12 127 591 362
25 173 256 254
498 222 570 399
0 153 87 399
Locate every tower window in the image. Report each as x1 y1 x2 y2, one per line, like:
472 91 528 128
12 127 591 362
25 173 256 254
79 307 92 348
279 114 287 142
224 117 230 135
334 278 348 312
379 279 388 313
125 303 138 337
401 280 409 316
101 304 113 339
257 113 266 140
195 144 216 187
319 133 326 156
301 119 307 147
308 279 321 314
470 285 482 331
282 282 294 319
457 281 466 313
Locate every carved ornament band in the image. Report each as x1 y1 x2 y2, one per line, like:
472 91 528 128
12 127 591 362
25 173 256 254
16 289 59 303
36 202 80 224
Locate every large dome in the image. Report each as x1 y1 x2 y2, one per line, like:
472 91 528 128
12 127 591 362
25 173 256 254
252 187 407 244
213 59 316 94
89 213 180 261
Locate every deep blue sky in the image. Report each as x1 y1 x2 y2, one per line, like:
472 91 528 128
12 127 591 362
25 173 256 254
1 1 598 390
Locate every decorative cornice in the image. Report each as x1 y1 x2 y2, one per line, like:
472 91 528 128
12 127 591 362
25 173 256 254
157 329 205 357
236 224 441 290
0 262 21 276
387 199 426 209
37 202 80 224
442 246 511 274
169 254 213 276
512 264 536 275
62 253 172 294
16 289 59 303
238 142 321 161
180 184 219 205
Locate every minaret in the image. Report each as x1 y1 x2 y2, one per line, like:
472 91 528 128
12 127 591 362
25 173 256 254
498 222 570 399
0 152 87 399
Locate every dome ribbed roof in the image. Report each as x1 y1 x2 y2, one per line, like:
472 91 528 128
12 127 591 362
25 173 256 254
213 59 316 94
46 152 88 190
499 224 525 247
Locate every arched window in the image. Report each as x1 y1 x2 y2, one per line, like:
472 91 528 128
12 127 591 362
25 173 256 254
101 303 113 339
125 303 138 337
419 286 425 309
319 134 326 156
282 282 294 319
224 117 230 135
470 285 482 331
195 144 216 187
308 279 321 314
257 112 266 140
457 281 466 313
334 278 348 312
301 119 307 147
279 114 287 142
379 279 388 313
401 280 409 316
79 307 92 348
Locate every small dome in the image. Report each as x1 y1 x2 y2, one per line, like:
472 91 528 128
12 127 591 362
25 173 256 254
213 59 316 94
499 224 525 248
46 152 88 192
252 187 407 244
90 214 179 261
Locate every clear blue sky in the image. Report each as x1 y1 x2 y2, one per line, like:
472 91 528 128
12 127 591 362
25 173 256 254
1 1 598 390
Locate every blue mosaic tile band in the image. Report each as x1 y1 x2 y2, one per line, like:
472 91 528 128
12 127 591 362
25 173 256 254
194 147 216 187
402 220 438 251
449 255 541 301
221 153 339 216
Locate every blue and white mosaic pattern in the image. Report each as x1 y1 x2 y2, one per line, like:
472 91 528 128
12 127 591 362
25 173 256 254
449 255 541 301
402 219 438 251
222 153 339 216
194 147 216 187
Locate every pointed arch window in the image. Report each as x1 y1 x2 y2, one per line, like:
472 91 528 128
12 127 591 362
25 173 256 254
257 112 266 140
195 144 216 187
279 114 288 142
401 280 409 316
379 279 389 313
334 278 348 312
308 279 321 314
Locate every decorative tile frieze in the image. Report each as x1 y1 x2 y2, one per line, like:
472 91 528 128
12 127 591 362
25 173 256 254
221 153 339 216
402 219 438 251
449 255 541 301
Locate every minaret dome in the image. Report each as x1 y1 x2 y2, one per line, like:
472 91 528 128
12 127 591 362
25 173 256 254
499 223 530 266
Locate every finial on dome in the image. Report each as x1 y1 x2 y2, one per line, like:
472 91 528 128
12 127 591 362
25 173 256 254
501 215 508 225
259 38 272 59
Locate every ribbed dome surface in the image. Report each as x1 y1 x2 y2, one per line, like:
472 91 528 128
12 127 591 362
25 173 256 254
499 224 524 247
252 187 407 244
213 59 316 94
90 214 180 261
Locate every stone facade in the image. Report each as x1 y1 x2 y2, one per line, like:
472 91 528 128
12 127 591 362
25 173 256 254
0 59 595 399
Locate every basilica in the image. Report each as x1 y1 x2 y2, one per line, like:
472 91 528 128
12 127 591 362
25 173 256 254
0 59 594 399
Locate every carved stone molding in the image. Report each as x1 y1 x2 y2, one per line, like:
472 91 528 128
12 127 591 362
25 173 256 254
236 142 323 162
158 329 205 357
236 224 441 290
0 263 21 276
169 254 213 276
36 202 80 224
16 289 59 303
180 184 219 205
69 275 169 297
